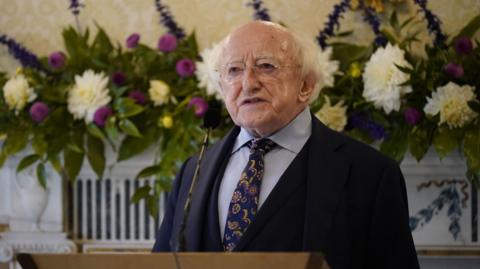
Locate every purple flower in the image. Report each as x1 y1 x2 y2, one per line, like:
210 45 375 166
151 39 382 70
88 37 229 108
48 51 66 69
126 33 140 48
246 0 271 21
93 106 113 127
188 97 209 117
29 102 49 123
454 37 473 55
404 107 422 126
347 113 386 140
157 33 178 52
444 63 464 78
175 58 195 77
0 34 48 74
111 71 127 86
154 0 186 39
128 90 146 105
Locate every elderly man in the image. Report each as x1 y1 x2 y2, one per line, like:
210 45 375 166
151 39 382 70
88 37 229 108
153 21 419 269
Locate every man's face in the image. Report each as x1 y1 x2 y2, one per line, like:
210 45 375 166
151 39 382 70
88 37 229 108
218 22 312 137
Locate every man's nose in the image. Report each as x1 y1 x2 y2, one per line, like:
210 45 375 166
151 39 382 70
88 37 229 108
241 67 261 93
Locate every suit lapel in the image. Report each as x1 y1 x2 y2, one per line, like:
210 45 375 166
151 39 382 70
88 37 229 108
303 118 351 251
185 127 240 250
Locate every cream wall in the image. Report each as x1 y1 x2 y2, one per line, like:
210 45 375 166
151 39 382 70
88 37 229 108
1 0 479 73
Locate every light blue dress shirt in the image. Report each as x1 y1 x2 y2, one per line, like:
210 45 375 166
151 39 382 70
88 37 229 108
218 108 312 238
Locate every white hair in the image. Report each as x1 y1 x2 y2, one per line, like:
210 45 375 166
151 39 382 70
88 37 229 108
208 22 322 103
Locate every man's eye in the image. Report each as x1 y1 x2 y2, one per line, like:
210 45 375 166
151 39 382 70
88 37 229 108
256 63 276 71
228 66 243 75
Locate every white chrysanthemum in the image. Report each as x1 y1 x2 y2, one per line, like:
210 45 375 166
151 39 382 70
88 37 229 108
424 82 477 129
67 70 111 123
195 43 222 100
3 74 36 112
316 47 339 89
315 96 348 132
362 43 412 114
148 80 170 106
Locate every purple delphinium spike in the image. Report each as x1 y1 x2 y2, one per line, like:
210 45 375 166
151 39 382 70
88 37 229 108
362 6 388 47
347 113 386 140
414 0 447 48
154 0 186 40
68 0 84 16
316 0 351 49
246 0 271 21
0 34 48 74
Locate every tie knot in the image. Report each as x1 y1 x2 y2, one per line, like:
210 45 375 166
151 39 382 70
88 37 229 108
248 138 276 155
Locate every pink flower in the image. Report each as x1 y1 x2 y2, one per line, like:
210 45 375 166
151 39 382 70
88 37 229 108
126 33 140 48
48 51 66 69
404 107 422 126
444 63 464 78
29 102 49 123
93 106 112 127
128 90 146 105
188 97 208 117
157 33 177 52
176 58 195 77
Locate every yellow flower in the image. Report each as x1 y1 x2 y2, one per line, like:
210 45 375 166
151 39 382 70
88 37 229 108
315 96 348 132
349 62 362 78
3 74 37 112
160 116 173 129
351 0 384 12
148 80 170 106
424 82 477 129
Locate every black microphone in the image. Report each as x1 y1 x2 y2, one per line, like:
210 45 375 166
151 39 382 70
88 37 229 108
171 106 221 252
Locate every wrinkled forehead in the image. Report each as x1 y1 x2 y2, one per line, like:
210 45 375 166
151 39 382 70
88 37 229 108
220 24 297 65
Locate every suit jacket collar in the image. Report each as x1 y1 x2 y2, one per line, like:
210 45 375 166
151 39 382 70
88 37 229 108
185 126 240 250
303 116 351 251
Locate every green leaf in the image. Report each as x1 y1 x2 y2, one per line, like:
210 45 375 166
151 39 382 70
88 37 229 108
409 127 433 162
105 117 119 142
32 134 47 156
64 147 84 182
464 123 480 174
17 154 41 173
47 153 62 175
380 126 409 162
86 134 105 179
131 185 151 204
87 123 106 140
147 195 159 218
390 11 400 32
114 98 145 118
451 14 480 42
1 130 29 159
433 126 458 159
119 119 142 137
36 163 47 189
118 127 157 161
135 164 162 179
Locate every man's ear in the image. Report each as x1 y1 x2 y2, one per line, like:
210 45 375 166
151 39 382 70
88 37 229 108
298 72 316 103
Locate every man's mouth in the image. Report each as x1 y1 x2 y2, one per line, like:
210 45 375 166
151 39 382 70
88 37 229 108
240 97 265 106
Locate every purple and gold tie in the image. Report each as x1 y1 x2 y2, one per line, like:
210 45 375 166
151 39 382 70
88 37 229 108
223 138 276 251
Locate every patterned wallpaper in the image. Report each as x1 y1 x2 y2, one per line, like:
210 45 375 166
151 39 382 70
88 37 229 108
1 0 479 73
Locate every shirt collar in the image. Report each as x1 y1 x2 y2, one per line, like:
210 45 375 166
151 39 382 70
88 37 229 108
231 107 312 154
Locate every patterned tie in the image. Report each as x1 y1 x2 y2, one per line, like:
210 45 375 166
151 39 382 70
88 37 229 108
223 138 277 251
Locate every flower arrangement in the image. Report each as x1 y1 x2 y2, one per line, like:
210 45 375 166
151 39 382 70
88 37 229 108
310 0 480 185
1 0 480 212
0 1 229 213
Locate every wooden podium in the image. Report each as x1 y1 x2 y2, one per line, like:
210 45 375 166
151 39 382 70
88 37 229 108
17 252 329 269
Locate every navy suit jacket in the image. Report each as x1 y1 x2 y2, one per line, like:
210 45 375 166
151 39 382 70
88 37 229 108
153 116 419 269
